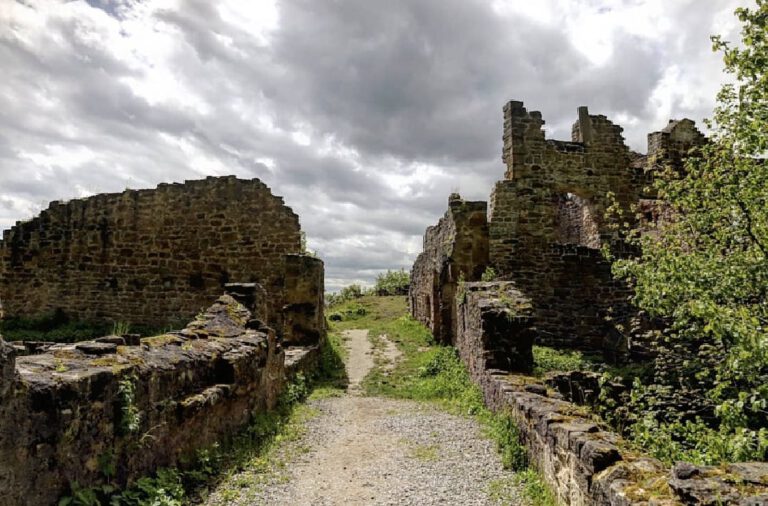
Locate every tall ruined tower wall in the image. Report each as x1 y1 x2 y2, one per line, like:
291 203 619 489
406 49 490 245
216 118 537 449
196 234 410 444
0 176 302 329
411 100 707 353
489 101 647 347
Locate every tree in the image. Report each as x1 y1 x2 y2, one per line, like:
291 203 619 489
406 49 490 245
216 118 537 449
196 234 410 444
374 269 410 296
612 0 768 461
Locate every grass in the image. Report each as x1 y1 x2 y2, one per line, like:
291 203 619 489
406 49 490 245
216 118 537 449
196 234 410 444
532 345 601 376
328 295 556 506
0 310 176 343
407 443 440 462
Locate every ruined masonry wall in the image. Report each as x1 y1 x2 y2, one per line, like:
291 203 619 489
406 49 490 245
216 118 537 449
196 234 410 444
455 285 768 505
489 101 646 348
409 195 488 344
0 294 300 506
0 176 301 329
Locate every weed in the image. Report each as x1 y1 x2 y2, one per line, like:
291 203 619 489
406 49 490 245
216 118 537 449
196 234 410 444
532 345 600 376
117 375 141 435
514 469 558 506
111 321 131 336
484 411 527 471
54 358 68 373
408 443 440 462
455 273 467 304
481 266 498 282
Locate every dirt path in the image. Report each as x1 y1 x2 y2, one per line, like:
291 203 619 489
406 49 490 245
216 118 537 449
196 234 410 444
345 329 374 394
205 329 520 506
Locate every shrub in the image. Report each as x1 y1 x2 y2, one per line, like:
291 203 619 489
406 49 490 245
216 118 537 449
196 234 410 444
374 269 410 296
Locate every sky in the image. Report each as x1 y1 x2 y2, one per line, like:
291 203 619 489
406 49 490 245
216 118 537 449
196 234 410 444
0 0 750 291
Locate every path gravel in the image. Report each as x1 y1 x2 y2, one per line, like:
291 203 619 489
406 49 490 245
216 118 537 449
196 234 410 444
204 329 520 506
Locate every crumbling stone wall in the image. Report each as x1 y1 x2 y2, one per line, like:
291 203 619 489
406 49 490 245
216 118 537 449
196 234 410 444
454 285 768 505
0 290 323 506
489 101 648 348
0 176 302 331
409 194 488 343
454 282 535 376
282 254 325 346
411 100 707 354
647 119 707 172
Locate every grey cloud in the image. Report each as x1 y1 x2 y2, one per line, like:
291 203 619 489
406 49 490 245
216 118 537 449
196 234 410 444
0 0 744 291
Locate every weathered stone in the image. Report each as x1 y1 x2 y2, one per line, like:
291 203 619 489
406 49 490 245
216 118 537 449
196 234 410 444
673 462 700 480
225 282 269 321
669 473 739 505
95 335 126 345
410 195 489 344
738 495 768 506
0 293 308 506
75 341 118 355
0 337 15 398
0 177 303 333
282 254 325 346
455 282 535 379
524 383 548 396
726 463 768 486
580 439 622 474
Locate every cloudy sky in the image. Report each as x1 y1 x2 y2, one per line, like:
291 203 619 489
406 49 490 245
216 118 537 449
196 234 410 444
0 0 749 291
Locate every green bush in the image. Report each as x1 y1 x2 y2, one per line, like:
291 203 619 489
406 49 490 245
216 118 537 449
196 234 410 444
606 2 768 463
374 269 410 296
326 284 365 307
532 346 597 375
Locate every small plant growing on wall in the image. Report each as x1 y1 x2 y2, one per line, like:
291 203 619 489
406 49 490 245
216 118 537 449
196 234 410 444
455 273 467 304
117 375 141 435
112 321 131 336
481 266 497 282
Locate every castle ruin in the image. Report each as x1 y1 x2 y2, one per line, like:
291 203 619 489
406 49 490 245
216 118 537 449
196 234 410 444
0 177 325 505
410 100 707 357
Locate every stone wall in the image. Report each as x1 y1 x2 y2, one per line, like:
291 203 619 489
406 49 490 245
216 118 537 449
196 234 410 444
490 101 647 349
454 283 768 505
282 254 325 346
410 99 707 355
0 176 302 331
0 290 323 506
647 119 707 172
409 194 488 344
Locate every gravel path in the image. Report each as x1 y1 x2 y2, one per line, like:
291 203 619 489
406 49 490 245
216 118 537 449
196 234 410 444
204 329 520 506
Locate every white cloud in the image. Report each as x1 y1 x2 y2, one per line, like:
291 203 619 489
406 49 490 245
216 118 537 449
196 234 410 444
0 0 754 291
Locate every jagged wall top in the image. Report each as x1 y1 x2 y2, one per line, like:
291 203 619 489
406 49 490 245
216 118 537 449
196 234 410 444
502 101 629 181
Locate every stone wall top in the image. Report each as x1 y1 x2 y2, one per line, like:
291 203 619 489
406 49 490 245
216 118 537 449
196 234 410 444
0 294 286 505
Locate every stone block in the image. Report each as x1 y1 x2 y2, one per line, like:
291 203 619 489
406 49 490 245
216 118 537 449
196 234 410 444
0 337 15 398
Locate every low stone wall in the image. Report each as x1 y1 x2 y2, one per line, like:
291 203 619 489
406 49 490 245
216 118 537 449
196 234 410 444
0 293 307 506
455 282 768 505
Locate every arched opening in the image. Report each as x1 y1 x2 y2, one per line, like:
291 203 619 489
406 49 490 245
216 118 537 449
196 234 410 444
553 192 600 248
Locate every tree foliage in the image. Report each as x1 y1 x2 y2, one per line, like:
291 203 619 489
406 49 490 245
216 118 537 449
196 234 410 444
374 269 410 296
612 0 768 460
